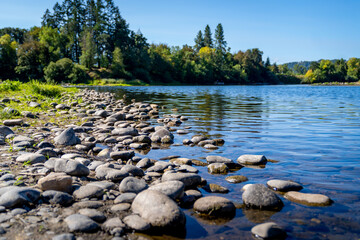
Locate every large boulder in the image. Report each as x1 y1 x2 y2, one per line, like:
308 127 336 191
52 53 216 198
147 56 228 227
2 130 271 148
242 184 283 210
148 180 185 200
131 190 185 229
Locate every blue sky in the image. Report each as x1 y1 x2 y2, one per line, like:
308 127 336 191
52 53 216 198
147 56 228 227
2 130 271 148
0 0 359 63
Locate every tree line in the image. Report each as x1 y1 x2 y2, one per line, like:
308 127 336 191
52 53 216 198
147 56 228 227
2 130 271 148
0 0 359 85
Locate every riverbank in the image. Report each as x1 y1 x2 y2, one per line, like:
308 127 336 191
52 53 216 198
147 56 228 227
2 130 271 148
0 83 342 239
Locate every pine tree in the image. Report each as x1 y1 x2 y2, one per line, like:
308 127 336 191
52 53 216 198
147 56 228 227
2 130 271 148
214 23 226 52
203 25 213 48
265 57 271 68
194 30 204 52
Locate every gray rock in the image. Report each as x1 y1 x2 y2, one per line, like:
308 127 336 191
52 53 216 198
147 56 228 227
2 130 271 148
203 183 229 193
52 233 75 240
136 158 152 169
16 153 46 164
73 185 104 199
162 172 201 188
178 165 199 173
123 214 150 232
251 222 287 239
237 154 267 165
87 181 115 191
114 193 137 204
194 196 236 217
111 127 138 136
3 119 23 126
267 179 303 192
42 190 73 206
149 180 184 200
97 148 112 158
95 166 128 182
79 208 106 223
0 126 14 137
88 161 105 171
242 184 283 210
119 177 148 194
54 128 80 146
131 190 186 229
36 148 58 158
54 159 89 176
207 163 229 174
284 191 332 206
0 186 41 208
120 165 144 177
0 174 15 181
110 151 135 161
206 155 233 164
73 200 103 209
102 217 125 232
65 214 99 232
38 172 72 192
150 128 174 143
225 175 248 183
10 208 27 216
111 203 131 212
28 102 41 108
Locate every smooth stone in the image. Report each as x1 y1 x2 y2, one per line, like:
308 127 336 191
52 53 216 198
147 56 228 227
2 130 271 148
284 191 332 206
52 233 75 240
148 180 184 200
38 172 72 193
193 196 236 217
73 185 104 199
95 166 128 182
131 190 186 229
37 141 55 149
3 119 23 126
97 148 112 158
110 151 135 161
88 161 104 171
251 222 287 239
161 172 201 188
267 179 303 192
0 187 41 208
87 181 115 190
119 177 148 194
136 158 152 169
54 159 90 176
242 184 283 210
102 217 125 232
65 214 99 232
237 154 267 165
73 201 103 209
178 165 199 173
111 203 131 212
207 163 229 174
169 158 192 165
203 183 229 193
42 190 73 206
150 128 174 143
206 155 233 164
54 128 80 146
123 214 150 232
111 127 138 136
114 193 137 204
0 174 15 181
225 175 248 183
16 153 46 164
0 126 14 137
78 208 106 223
120 165 144 177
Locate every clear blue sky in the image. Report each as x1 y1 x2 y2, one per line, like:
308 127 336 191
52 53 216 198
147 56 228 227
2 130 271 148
1 0 359 63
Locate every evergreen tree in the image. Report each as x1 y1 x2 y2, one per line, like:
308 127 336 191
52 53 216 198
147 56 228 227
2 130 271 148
264 57 271 68
80 29 96 68
194 30 204 52
214 23 226 52
203 25 213 48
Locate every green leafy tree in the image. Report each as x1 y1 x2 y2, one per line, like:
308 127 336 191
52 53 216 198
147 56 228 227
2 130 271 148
0 27 27 44
346 58 360 81
111 47 128 78
80 29 96 68
0 34 18 79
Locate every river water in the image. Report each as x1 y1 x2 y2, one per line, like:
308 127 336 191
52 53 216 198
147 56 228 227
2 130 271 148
89 85 360 239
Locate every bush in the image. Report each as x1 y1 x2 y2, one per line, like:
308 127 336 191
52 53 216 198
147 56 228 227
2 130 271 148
0 80 21 92
44 58 74 83
27 80 62 97
69 64 88 83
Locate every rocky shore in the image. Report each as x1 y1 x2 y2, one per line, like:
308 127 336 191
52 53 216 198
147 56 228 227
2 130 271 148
0 88 332 240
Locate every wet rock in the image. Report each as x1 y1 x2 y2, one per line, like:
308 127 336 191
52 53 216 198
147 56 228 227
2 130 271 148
170 158 192 165
242 184 283 210
119 177 148 194
162 172 201 188
267 179 303 192
225 175 248 183
73 184 104 199
149 180 185 200
3 119 23 126
191 136 207 144
52 233 75 240
178 165 199 173
110 151 135 161
79 208 106 223
0 186 41 208
251 222 287 239
136 158 152 169
38 172 72 193
97 148 112 158
112 127 138 136
237 155 267 165
284 191 332 206
207 163 229 174
42 190 73 206
65 214 99 232
203 183 229 193
123 214 150 232
54 128 80 146
193 196 236 217
131 190 186 229
206 155 233 164
16 153 46 164
150 128 174 143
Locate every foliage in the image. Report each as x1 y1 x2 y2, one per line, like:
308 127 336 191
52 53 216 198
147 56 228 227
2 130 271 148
0 34 18 79
44 58 88 84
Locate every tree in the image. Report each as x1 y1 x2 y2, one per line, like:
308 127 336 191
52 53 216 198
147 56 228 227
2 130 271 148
214 23 226 53
264 57 271 68
111 47 127 78
80 29 96 68
194 30 204 52
347 58 360 81
203 25 213 48
44 58 74 83
0 34 18 79
0 27 27 44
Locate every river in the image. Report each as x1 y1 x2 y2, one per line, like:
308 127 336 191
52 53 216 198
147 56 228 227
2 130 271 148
88 85 360 239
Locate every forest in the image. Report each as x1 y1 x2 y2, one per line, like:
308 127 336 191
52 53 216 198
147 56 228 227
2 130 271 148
0 0 359 85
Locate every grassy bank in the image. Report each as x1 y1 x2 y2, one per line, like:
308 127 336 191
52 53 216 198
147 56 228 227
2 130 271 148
0 80 78 120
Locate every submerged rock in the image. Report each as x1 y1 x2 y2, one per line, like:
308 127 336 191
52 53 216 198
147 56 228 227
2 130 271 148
225 175 248 183
251 222 287 240
237 155 267 165
284 191 332 206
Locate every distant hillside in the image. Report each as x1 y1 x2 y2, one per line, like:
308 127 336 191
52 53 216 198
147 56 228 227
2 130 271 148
285 61 313 70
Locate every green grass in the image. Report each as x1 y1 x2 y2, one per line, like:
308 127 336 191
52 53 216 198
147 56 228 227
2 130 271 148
79 78 149 86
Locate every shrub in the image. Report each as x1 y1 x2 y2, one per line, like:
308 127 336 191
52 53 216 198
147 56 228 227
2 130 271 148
44 58 74 83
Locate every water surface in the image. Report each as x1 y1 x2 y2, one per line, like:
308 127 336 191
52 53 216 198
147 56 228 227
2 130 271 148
91 85 360 239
